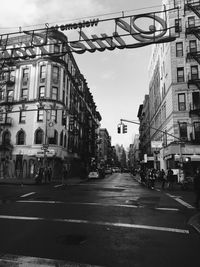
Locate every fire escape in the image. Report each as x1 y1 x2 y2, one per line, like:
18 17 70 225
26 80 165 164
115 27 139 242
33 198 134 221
185 1 200 119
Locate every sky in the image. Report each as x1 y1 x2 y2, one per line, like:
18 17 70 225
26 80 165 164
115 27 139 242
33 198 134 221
0 0 163 149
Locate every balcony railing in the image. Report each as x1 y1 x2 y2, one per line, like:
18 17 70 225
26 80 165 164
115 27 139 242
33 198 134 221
189 103 200 116
188 73 200 89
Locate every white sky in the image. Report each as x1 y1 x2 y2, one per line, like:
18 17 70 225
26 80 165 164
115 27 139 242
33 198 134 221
0 0 163 149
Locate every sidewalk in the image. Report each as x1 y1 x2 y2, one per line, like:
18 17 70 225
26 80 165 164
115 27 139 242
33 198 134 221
133 173 200 235
0 176 88 186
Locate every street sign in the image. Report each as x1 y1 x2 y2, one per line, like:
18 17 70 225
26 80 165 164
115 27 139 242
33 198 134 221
151 141 163 148
42 144 49 150
36 150 55 158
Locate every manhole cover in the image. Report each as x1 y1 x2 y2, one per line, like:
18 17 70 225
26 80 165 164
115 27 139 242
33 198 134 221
58 234 87 245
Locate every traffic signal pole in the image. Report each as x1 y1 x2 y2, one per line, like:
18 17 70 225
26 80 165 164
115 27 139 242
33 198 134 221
118 118 184 180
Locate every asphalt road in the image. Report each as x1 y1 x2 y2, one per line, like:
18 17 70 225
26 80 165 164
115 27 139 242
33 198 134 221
0 172 199 267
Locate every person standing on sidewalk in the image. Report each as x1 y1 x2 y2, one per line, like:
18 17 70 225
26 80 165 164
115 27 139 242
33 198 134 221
167 168 174 189
193 168 200 209
160 169 166 189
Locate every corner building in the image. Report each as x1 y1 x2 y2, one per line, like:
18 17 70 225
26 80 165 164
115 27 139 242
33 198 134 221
0 30 101 179
147 0 200 178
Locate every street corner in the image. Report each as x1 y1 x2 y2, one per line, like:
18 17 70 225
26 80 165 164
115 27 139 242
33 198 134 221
188 211 200 234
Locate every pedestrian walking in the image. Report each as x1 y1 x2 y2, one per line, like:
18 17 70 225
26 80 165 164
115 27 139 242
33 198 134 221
149 168 156 189
44 166 49 184
47 166 52 182
36 166 44 184
62 165 68 184
160 169 166 189
193 168 200 209
167 168 174 189
140 168 146 184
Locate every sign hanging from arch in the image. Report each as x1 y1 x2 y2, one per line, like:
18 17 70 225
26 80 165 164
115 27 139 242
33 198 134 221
0 7 179 62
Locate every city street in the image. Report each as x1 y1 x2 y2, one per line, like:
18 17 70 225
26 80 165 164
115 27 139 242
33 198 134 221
0 173 200 267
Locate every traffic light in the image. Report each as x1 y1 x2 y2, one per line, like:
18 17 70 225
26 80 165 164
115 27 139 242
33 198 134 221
123 124 127 133
185 157 191 162
117 125 121 134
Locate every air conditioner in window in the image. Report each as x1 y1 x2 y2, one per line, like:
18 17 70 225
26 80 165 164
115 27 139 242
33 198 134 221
40 78 45 83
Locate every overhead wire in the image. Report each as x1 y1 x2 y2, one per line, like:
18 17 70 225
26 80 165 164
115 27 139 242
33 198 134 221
0 1 181 31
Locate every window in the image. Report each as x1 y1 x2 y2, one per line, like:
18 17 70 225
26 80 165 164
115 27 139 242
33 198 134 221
178 93 186 111
39 86 45 98
48 130 58 145
52 66 59 83
60 131 63 146
19 110 26 123
54 44 60 53
22 68 29 86
176 42 183 57
21 88 28 100
192 92 200 110
0 90 4 100
37 109 44 122
7 90 14 102
188 16 195 28
40 65 46 82
177 67 184 82
189 40 197 53
17 130 25 145
50 109 57 123
2 131 11 145
52 87 58 100
179 122 187 140
35 129 44 144
175 18 182 32
64 134 67 148
194 122 200 142
22 68 29 79
191 66 199 79
62 90 65 103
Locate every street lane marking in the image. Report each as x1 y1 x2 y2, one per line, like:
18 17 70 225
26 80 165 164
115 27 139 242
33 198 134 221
17 200 140 208
54 184 63 188
166 193 195 209
20 192 36 198
0 254 102 267
16 200 180 211
0 215 189 234
155 208 179 211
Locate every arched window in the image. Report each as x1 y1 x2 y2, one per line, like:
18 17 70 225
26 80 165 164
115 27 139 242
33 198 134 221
17 130 25 145
48 130 58 145
2 130 11 145
35 128 44 144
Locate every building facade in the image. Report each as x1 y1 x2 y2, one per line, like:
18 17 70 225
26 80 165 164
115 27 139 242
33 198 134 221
139 0 200 178
0 30 101 179
98 128 112 167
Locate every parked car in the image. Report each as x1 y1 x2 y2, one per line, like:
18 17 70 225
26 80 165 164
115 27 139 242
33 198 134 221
105 168 113 175
88 170 100 179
